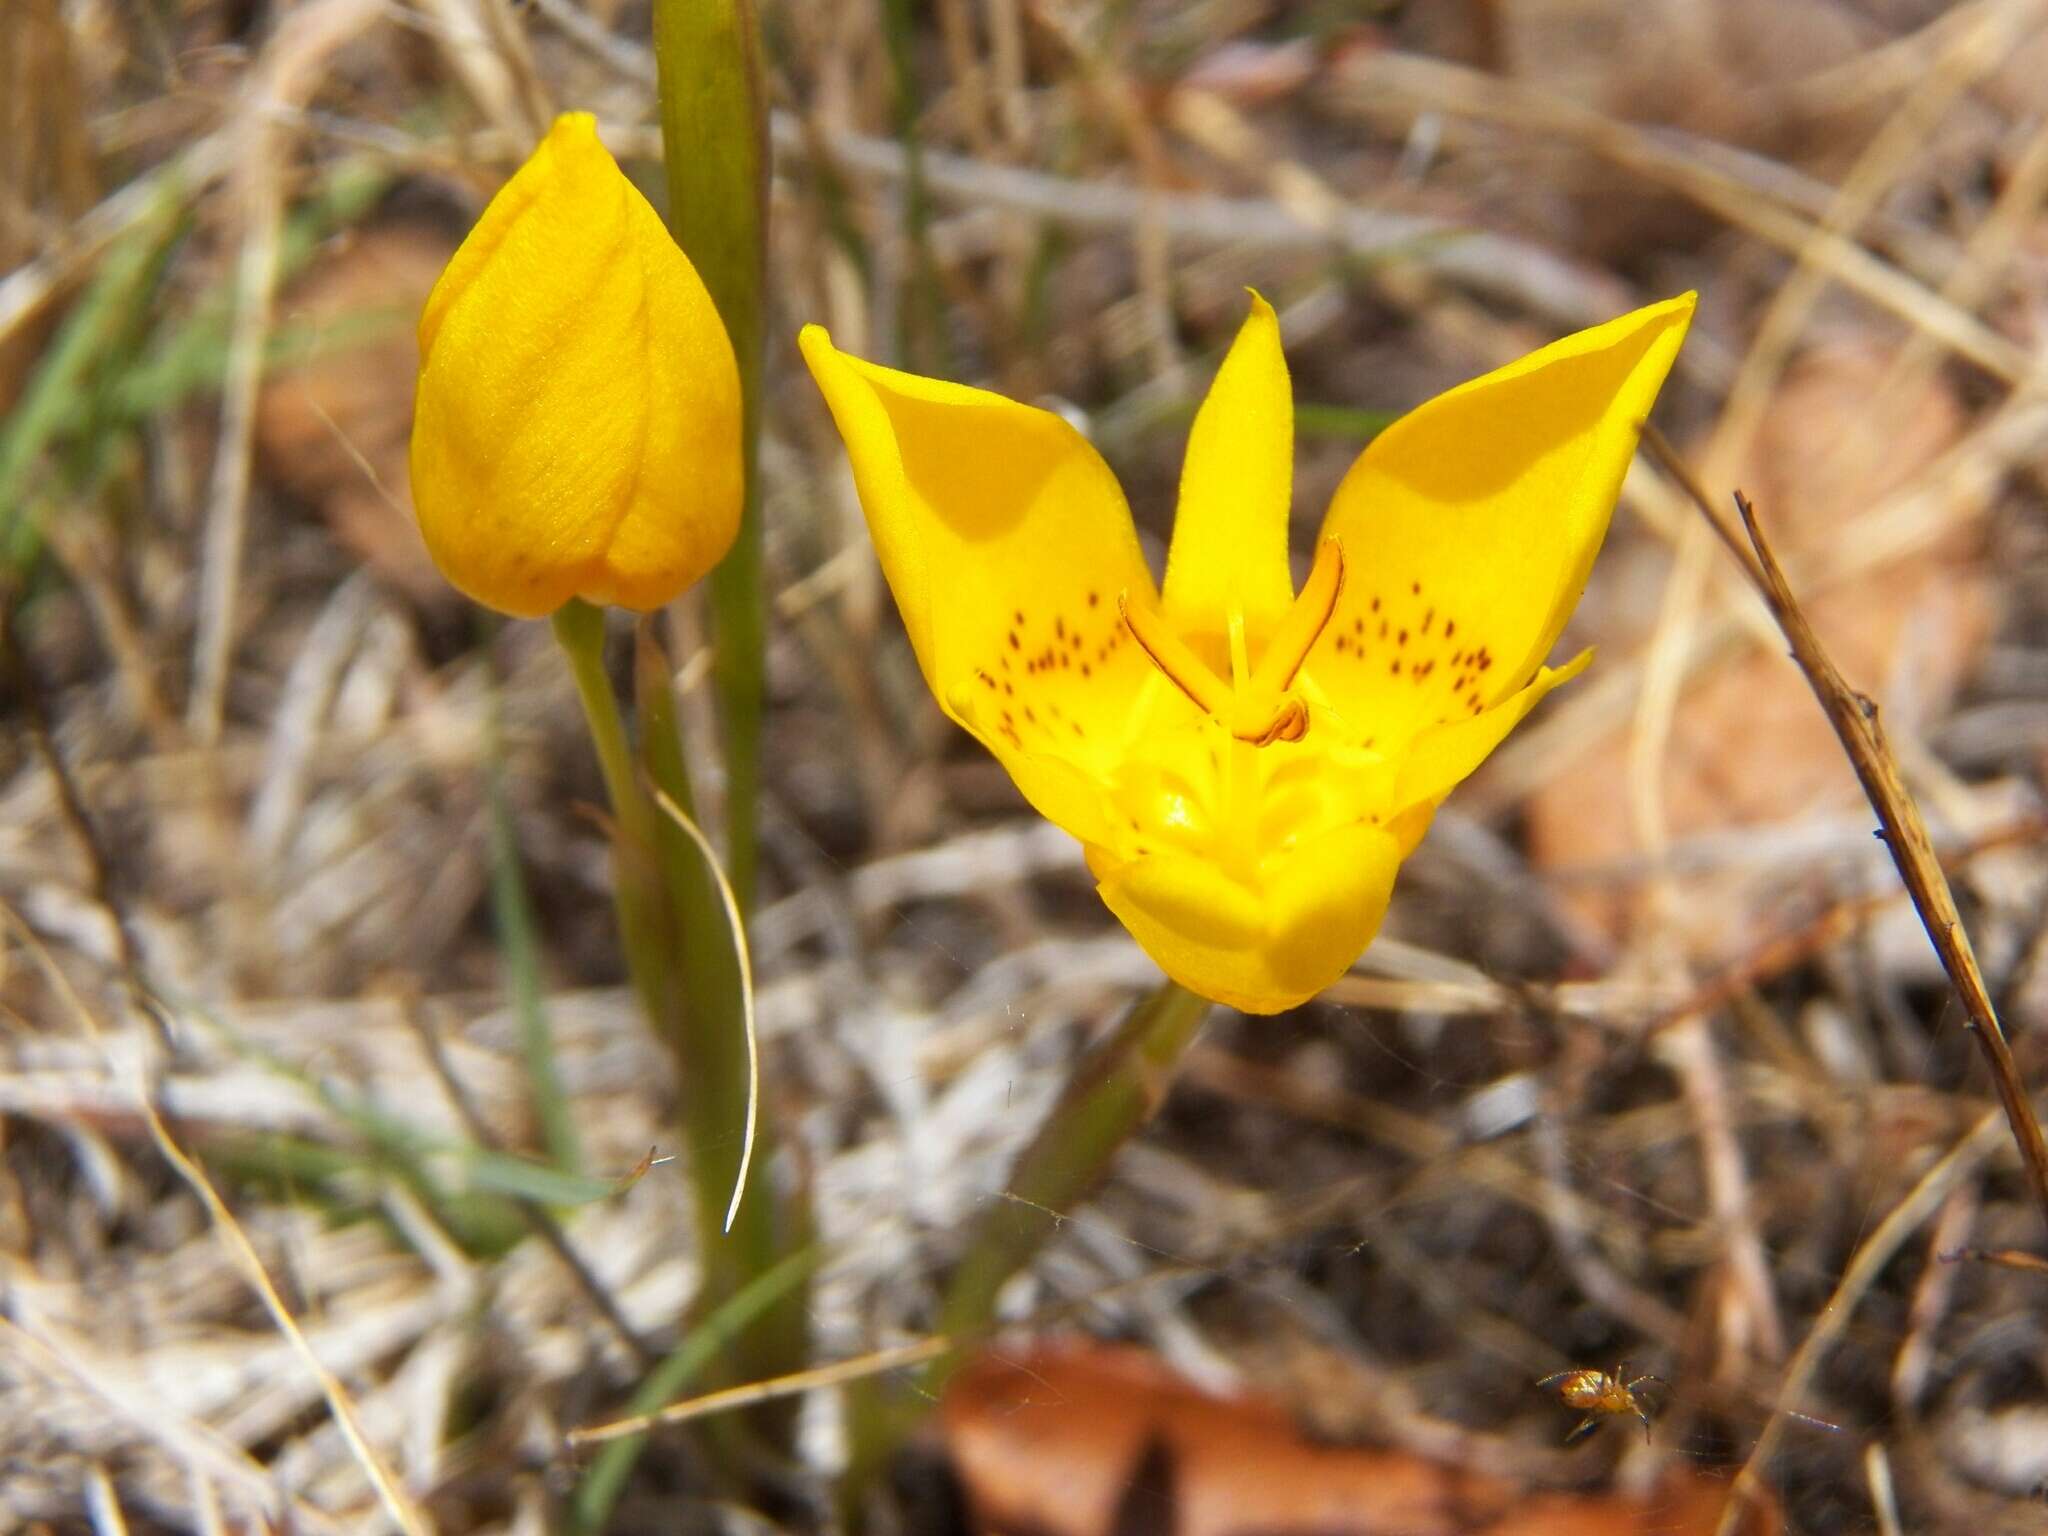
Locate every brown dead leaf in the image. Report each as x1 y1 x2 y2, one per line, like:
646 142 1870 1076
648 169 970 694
1526 342 1993 952
941 1341 1777 1536
254 220 455 604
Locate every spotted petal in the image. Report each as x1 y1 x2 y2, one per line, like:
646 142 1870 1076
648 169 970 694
1306 294 1694 753
800 327 1169 844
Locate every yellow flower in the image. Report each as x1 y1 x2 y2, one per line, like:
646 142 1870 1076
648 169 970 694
801 293 1694 1013
410 113 742 618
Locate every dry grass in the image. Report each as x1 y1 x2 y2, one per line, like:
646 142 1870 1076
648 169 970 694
5 1 2048 1531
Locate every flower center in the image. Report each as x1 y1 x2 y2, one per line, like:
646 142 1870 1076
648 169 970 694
1119 538 1344 747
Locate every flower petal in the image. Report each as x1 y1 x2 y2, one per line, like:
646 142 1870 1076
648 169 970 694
411 113 740 617
1392 650 1591 810
1306 294 1693 749
1092 818 1405 1014
1160 294 1297 647
800 327 1169 837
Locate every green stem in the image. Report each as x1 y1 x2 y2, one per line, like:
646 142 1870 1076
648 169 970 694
840 977 1211 1517
551 602 675 1027
570 1242 823 1536
634 626 809 1406
554 603 808 1462
936 978 1211 1343
651 0 767 910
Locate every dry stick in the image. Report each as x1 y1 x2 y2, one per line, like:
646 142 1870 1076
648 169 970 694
1327 48 2028 382
1865 1442 1907 1536
188 0 388 742
7 594 427 1534
1940 1246 2048 1276
1 911 431 1536
1644 424 2048 1239
403 1000 660 1369
567 1337 953 1447
0 1315 327 1532
1711 1109 2008 1536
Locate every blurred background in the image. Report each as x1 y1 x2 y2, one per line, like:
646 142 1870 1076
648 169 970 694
5 0 2048 1531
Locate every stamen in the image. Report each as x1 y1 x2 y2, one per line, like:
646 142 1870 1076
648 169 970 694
1121 546 1342 748
1119 592 1233 718
1251 698 1308 746
1249 537 1345 698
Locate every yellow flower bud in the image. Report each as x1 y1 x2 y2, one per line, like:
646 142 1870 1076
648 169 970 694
410 113 742 617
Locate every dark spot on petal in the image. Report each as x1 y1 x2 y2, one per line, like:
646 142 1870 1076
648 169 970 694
1008 632 1021 651
1445 619 1456 637
1088 591 1100 608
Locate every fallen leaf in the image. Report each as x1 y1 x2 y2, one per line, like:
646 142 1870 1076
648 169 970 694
941 1341 1777 1536
1525 342 1992 953
255 220 457 604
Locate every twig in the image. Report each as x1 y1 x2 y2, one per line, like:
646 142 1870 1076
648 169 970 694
1656 1014 1787 1362
1892 1185 1977 1410
1940 1246 2048 1276
1647 428 2048 1240
2 592 148 988
0 909 431 1536
1326 48 2028 382
567 1337 952 1446
83 1465 129 1536
403 998 661 1368
1714 1109 2009 1536
0 1314 325 1531
188 0 390 741
1865 1442 1905 1536
8 589 428 1534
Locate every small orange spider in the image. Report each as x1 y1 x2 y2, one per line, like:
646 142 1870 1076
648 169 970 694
1535 1362 1666 1443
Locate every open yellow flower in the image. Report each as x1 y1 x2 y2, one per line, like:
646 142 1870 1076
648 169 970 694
410 113 741 618
802 294 1692 1013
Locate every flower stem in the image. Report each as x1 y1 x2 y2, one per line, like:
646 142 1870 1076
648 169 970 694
936 977 1212 1340
632 626 810 1415
551 601 673 1025
553 603 808 1453
839 976 1211 1520
651 0 767 910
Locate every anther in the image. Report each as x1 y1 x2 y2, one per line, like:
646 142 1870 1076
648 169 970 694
1120 541 1345 747
1118 592 1234 719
